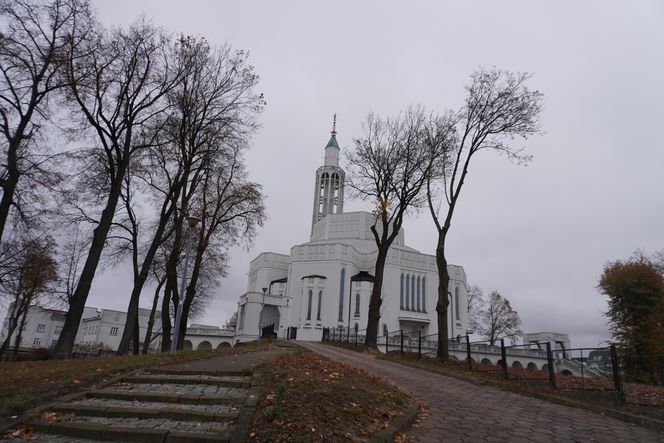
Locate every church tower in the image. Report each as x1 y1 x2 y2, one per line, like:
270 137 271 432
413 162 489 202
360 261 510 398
311 115 345 234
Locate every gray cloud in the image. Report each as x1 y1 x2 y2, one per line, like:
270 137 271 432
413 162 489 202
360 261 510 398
83 0 664 348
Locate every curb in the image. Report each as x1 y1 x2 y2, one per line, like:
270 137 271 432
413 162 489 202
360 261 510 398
368 401 419 443
230 370 262 443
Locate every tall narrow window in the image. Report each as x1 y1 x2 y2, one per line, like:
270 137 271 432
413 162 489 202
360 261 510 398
422 277 426 312
411 275 416 311
338 268 345 321
317 290 323 321
307 289 313 320
405 274 410 310
416 276 421 311
455 287 460 321
400 273 404 309
354 293 360 317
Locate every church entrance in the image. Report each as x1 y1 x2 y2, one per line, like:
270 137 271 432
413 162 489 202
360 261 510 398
259 305 280 339
261 324 276 338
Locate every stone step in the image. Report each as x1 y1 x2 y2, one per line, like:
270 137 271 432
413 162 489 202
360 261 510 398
65 397 240 415
26 417 231 442
50 402 237 422
86 389 245 405
124 374 250 388
145 368 252 377
103 382 248 398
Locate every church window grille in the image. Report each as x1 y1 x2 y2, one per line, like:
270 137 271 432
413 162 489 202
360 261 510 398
110 327 118 336
317 290 323 321
417 276 421 311
455 287 460 321
307 290 313 320
354 293 360 317
400 273 404 309
338 268 345 321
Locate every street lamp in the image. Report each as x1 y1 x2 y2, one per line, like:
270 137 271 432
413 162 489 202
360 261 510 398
171 214 201 353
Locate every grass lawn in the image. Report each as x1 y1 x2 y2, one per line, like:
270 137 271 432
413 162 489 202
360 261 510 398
249 349 414 442
0 342 271 428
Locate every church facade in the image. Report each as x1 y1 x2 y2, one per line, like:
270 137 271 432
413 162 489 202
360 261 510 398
234 119 469 343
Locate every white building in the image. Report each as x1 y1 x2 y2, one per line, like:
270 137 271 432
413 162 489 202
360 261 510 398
1 304 162 353
77 307 162 353
235 119 469 343
0 304 66 350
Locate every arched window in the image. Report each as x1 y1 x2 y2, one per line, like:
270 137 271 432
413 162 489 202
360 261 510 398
454 287 460 321
422 277 426 312
416 276 421 312
338 268 345 321
400 273 404 309
307 289 313 320
354 293 360 317
317 290 323 321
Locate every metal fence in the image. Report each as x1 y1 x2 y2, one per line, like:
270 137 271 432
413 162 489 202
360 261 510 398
322 328 629 399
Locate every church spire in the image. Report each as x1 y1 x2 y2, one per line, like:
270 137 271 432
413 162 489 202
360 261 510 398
311 115 345 235
326 114 339 149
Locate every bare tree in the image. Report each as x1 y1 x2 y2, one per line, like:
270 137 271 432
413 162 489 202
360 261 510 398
477 290 522 346
175 146 265 349
53 19 181 358
0 235 58 359
145 38 264 352
346 107 446 349
427 68 543 360
0 0 91 241
466 284 484 333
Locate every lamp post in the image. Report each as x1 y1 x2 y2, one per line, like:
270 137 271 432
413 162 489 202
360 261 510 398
171 215 200 353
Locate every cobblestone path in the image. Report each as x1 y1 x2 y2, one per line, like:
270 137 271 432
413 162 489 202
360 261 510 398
3 348 294 443
301 342 664 443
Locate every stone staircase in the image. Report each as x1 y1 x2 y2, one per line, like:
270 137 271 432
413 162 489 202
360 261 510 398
19 367 260 442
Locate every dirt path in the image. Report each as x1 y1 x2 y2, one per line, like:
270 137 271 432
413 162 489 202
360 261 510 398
300 342 664 442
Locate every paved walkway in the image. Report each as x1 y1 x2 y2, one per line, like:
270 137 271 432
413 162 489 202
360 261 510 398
301 342 664 443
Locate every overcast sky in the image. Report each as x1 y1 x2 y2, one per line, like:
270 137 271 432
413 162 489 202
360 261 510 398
82 1 664 348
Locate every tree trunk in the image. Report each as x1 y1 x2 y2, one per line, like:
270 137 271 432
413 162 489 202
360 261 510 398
12 308 29 359
117 201 176 355
0 101 37 243
142 277 165 354
435 231 450 361
53 165 126 359
0 304 21 360
160 284 172 352
365 247 388 349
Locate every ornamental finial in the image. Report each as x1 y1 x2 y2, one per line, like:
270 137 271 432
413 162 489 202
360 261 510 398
331 114 337 136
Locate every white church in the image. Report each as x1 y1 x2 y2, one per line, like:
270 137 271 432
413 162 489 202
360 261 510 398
234 119 469 343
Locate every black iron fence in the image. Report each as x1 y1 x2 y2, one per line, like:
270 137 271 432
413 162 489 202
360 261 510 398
321 328 631 400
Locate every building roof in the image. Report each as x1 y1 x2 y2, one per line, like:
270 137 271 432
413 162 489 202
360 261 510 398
351 271 375 282
325 134 339 149
301 274 327 280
